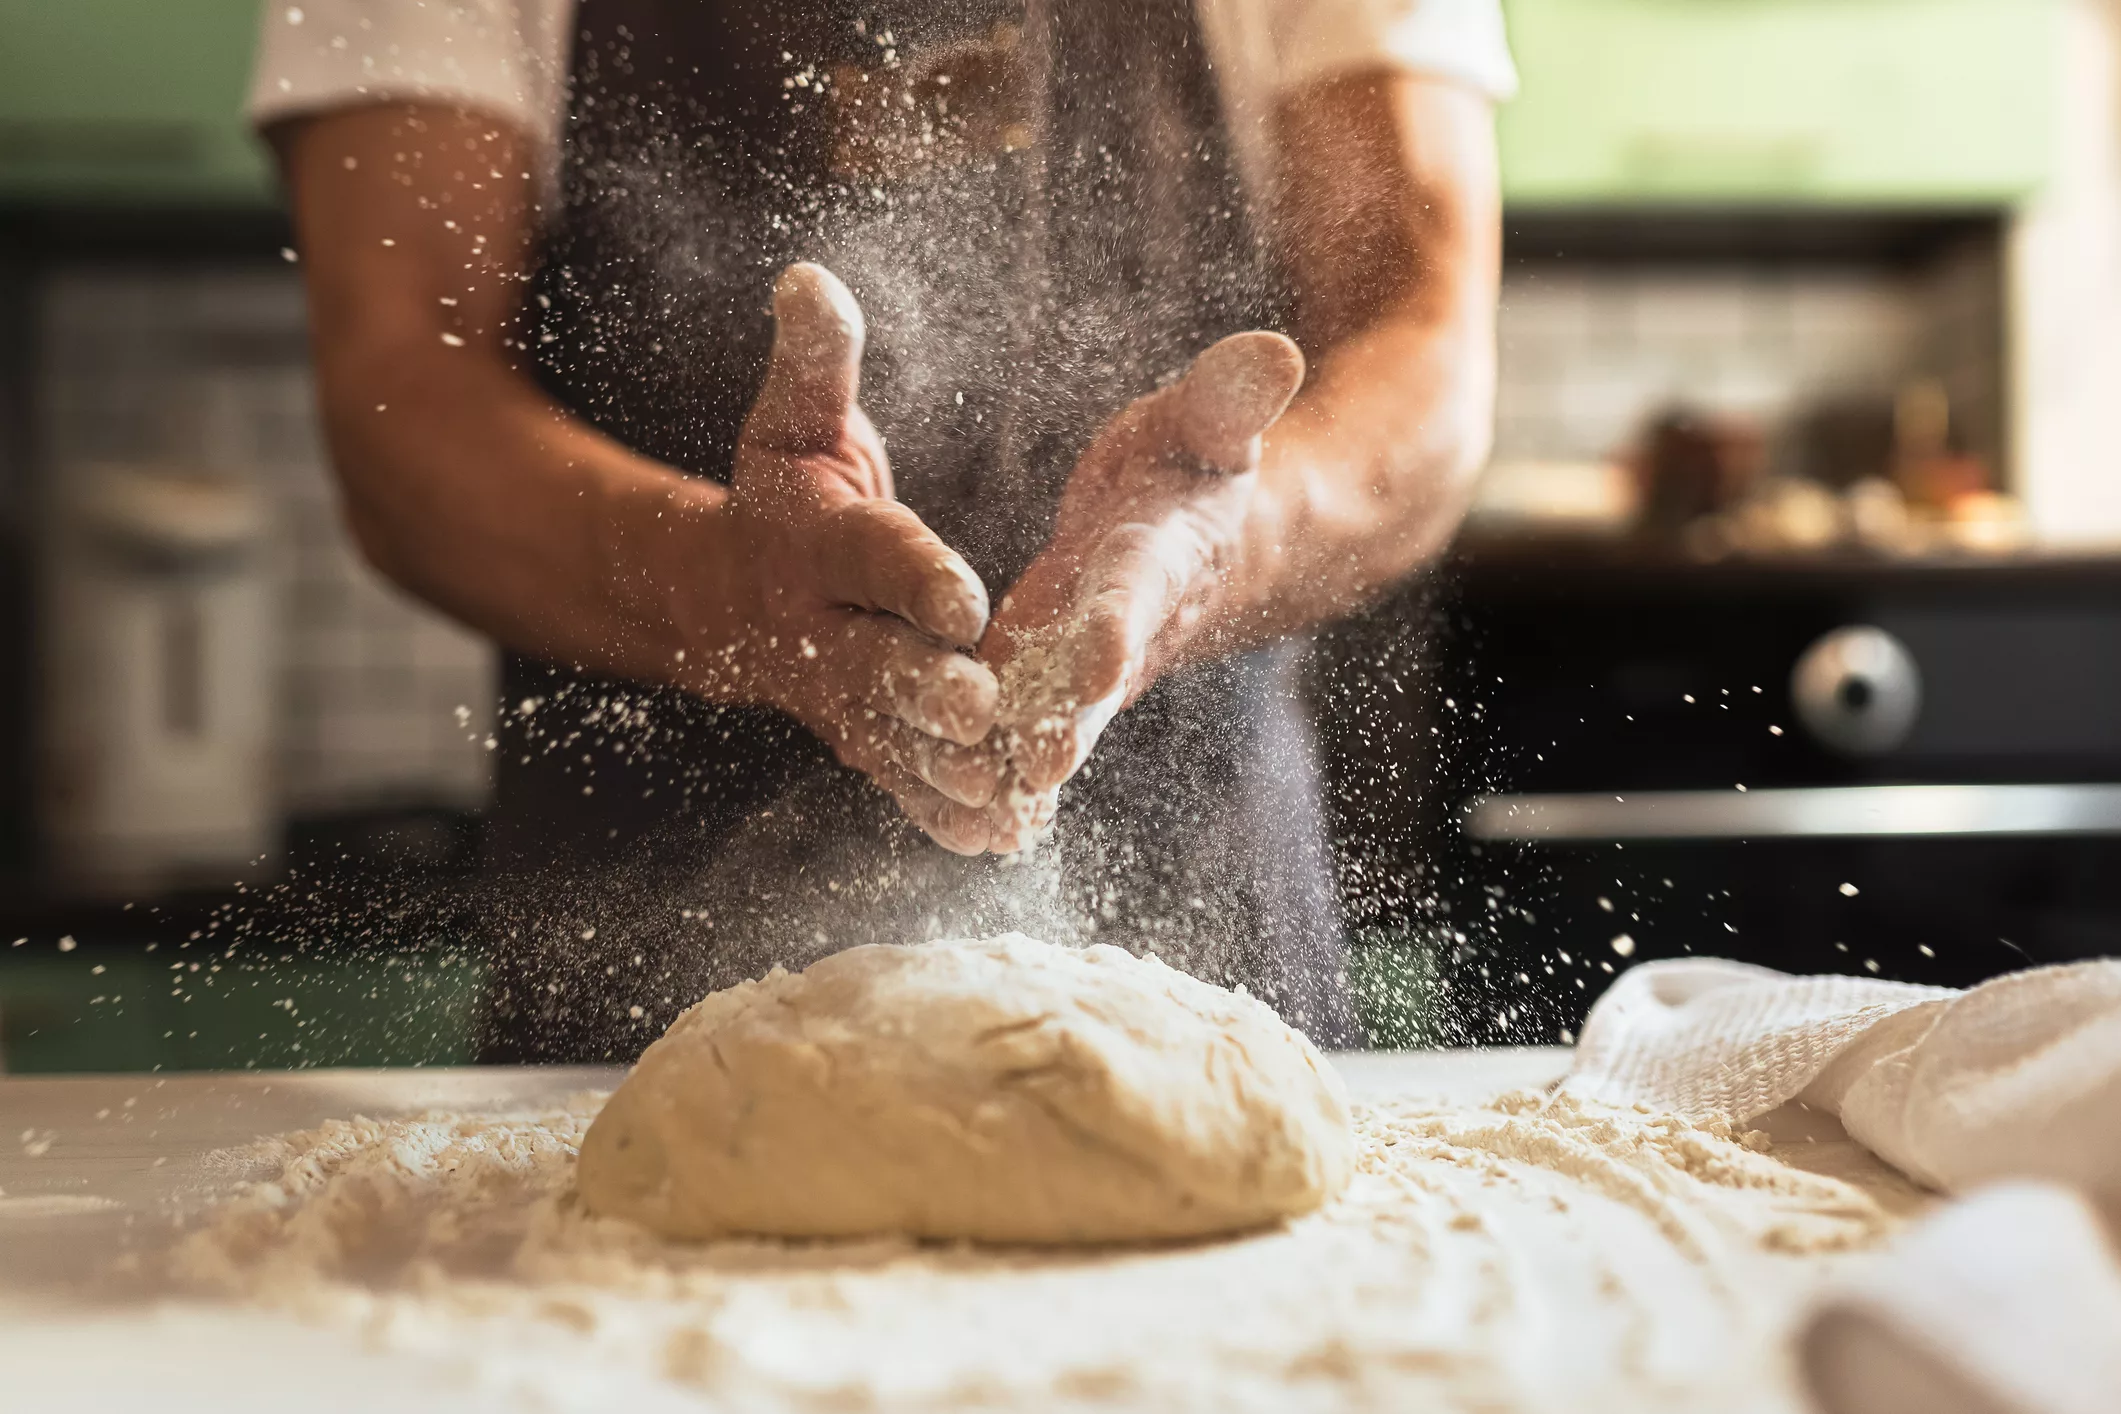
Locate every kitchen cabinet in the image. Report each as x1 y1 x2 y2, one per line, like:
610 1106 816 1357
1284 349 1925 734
0 0 271 206
1499 0 2059 207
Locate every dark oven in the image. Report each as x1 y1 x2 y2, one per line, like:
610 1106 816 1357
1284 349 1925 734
1328 543 2121 1045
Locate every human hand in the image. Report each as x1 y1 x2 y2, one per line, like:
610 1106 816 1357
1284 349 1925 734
675 263 1005 853
971 332 1307 852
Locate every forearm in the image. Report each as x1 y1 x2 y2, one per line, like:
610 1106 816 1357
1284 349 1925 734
282 104 742 695
315 335 734 689
1196 71 1501 654
1210 306 1493 649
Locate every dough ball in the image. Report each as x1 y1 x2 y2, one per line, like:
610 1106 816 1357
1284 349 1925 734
576 933 1354 1244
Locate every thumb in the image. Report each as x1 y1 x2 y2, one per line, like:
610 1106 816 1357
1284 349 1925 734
1165 330 1305 472
748 262 866 452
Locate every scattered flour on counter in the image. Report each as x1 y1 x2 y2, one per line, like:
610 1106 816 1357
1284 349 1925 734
165 1086 1922 1413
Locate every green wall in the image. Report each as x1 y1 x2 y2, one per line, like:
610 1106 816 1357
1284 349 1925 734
0 0 272 205
0 0 2065 210
1499 0 2059 207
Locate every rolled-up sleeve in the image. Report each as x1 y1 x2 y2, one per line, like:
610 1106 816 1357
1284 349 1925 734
1203 0 1517 101
247 0 573 149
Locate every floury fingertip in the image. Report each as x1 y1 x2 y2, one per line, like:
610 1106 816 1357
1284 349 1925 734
916 567 991 649
1172 331 1306 469
768 263 866 376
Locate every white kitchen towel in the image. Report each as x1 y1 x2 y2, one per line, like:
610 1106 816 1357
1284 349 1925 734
1797 1182 2121 1414
1563 957 2121 1212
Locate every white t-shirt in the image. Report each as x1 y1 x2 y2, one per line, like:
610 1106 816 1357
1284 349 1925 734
250 0 1516 160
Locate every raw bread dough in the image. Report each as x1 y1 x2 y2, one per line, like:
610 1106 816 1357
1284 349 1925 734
576 933 1354 1244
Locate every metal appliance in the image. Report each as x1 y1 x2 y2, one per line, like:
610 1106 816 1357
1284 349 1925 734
38 460 277 893
1332 546 2121 1042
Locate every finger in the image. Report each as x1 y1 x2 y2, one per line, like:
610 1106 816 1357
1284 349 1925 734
934 797 999 854
871 631 1001 747
1012 649 1125 791
747 262 866 453
814 499 990 648
880 760 994 855
1078 522 1189 678
978 551 1079 680
1009 683 1086 793
877 718 1006 808
820 704 994 853
820 611 999 746
1010 525 1189 790
1164 331 1305 472
983 775 1057 854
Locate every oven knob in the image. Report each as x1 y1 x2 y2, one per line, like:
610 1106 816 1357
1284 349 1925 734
1791 626 1921 754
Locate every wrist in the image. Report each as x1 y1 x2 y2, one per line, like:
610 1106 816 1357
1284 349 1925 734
594 468 753 696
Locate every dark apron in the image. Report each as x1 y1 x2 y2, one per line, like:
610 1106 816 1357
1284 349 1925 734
478 0 1358 1059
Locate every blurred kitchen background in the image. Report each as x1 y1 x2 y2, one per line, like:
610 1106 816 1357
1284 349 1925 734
3 0 2119 1067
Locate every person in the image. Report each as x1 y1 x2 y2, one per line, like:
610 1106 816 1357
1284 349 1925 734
251 0 1513 1059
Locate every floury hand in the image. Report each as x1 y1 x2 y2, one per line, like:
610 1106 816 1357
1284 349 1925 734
971 332 1308 853
669 263 1005 854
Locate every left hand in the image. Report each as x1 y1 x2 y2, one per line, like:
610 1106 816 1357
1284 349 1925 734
971 331 1306 852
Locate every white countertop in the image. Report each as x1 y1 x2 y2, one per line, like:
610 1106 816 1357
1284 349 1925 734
0 1051 1574 1288
0 1050 1571 1244
0 1051 1575 1411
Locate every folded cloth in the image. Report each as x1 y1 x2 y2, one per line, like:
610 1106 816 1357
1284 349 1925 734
1564 958 2121 1214
1798 1182 2121 1414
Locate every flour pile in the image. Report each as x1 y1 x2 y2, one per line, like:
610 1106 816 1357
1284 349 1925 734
171 1084 1916 1412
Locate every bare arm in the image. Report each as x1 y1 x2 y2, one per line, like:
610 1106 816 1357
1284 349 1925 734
276 106 707 681
1212 70 1501 648
276 105 1004 851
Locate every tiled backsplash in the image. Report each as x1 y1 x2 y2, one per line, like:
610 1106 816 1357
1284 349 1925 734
1494 238 2004 480
38 268 495 819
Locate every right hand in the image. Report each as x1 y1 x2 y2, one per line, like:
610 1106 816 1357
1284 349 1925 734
669 264 1003 853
